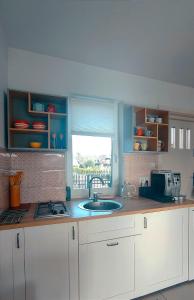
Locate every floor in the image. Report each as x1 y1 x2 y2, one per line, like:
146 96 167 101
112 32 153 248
138 282 194 300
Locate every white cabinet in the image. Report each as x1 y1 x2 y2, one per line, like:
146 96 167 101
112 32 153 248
135 208 188 298
24 222 78 300
79 215 143 300
80 236 135 300
0 228 25 300
189 208 194 280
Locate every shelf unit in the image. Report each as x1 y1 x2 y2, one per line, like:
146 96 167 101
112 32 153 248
7 90 68 151
119 103 169 153
134 107 169 152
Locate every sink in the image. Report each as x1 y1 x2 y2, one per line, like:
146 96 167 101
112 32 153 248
79 199 123 212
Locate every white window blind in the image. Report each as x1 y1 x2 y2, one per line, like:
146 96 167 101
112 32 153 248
71 98 115 135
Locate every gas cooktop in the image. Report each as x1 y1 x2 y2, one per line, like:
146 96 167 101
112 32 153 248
34 201 70 219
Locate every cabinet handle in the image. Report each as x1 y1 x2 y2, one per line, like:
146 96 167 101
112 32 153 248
107 242 119 247
144 217 147 229
17 233 20 249
72 226 75 240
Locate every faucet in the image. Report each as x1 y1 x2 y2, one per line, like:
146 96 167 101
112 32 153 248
88 176 105 200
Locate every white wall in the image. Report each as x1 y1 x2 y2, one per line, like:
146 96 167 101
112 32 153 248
8 48 194 113
0 23 7 148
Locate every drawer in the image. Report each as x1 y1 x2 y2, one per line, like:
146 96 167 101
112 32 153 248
79 214 143 244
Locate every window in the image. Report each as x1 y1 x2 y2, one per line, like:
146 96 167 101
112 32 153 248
69 96 118 197
72 135 112 189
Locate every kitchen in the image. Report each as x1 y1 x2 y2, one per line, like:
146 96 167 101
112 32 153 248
1 1 194 300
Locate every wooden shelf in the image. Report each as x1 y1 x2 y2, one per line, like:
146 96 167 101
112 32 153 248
145 122 168 126
134 136 157 139
29 110 67 117
9 128 48 134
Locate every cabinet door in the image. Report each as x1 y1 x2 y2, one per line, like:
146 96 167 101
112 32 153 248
189 208 194 280
0 230 13 300
12 229 25 300
135 208 188 298
79 236 135 300
0 229 25 300
25 223 77 300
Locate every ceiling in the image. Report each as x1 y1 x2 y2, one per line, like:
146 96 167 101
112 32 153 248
1 0 194 87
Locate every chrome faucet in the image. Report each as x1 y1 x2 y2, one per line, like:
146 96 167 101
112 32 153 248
88 176 105 200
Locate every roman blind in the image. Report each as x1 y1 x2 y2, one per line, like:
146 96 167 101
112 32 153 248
71 97 115 135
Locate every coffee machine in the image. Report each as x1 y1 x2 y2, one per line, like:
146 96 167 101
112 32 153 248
139 170 181 202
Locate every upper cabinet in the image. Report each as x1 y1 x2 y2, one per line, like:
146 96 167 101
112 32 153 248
119 104 169 153
7 90 68 151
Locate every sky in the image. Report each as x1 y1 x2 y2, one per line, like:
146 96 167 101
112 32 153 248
72 135 111 157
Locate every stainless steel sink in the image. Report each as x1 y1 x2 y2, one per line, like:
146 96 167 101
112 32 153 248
79 199 123 212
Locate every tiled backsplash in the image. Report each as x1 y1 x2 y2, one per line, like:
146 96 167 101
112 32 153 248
0 149 10 210
10 152 66 203
0 150 66 207
123 153 158 187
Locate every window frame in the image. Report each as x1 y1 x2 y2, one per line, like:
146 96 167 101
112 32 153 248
67 95 119 199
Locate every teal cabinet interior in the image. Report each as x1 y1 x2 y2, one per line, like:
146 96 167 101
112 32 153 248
7 90 68 151
119 103 134 153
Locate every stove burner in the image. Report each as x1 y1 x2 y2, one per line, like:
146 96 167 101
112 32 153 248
0 209 27 225
34 201 69 219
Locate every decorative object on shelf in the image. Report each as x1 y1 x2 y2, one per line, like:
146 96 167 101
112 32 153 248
141 141 148 151
9 171 23 208
134 141 141 151
14 120 30 129
136 127 144 136
47 104 56 113
146 115 155 123
32 121 46 130
145 128 153 136
157 140 165 152
30 142 42 148
59 133 64 149
155 116 163 123
32 102 45 112
51 133 57 149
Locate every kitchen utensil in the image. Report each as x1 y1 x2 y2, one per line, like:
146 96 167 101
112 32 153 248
47 104 56 113
141 141 148 151
30 142 42 148
145 129 153 136
134 141 141 151
122 182 137 199
156 117 163 123
32 102 45 112
9 171 23 208
136 127 144 136
147 115 155 123
32 121 46 130
14 120 30 129
158 140 165 152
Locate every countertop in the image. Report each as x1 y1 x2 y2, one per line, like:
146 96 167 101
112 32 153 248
1 197 194 231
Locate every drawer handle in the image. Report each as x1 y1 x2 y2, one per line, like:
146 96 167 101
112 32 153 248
17 233 20 249
107 242 119 247
144 217 147 229
72 226 75 240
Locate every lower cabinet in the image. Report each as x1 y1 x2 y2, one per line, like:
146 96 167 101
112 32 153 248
79 236 135 300
0 228 25 300
189 207 194 280
24 223 78 300
134 208 188 298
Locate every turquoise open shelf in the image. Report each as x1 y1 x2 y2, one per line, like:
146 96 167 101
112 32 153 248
7 90 68 151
